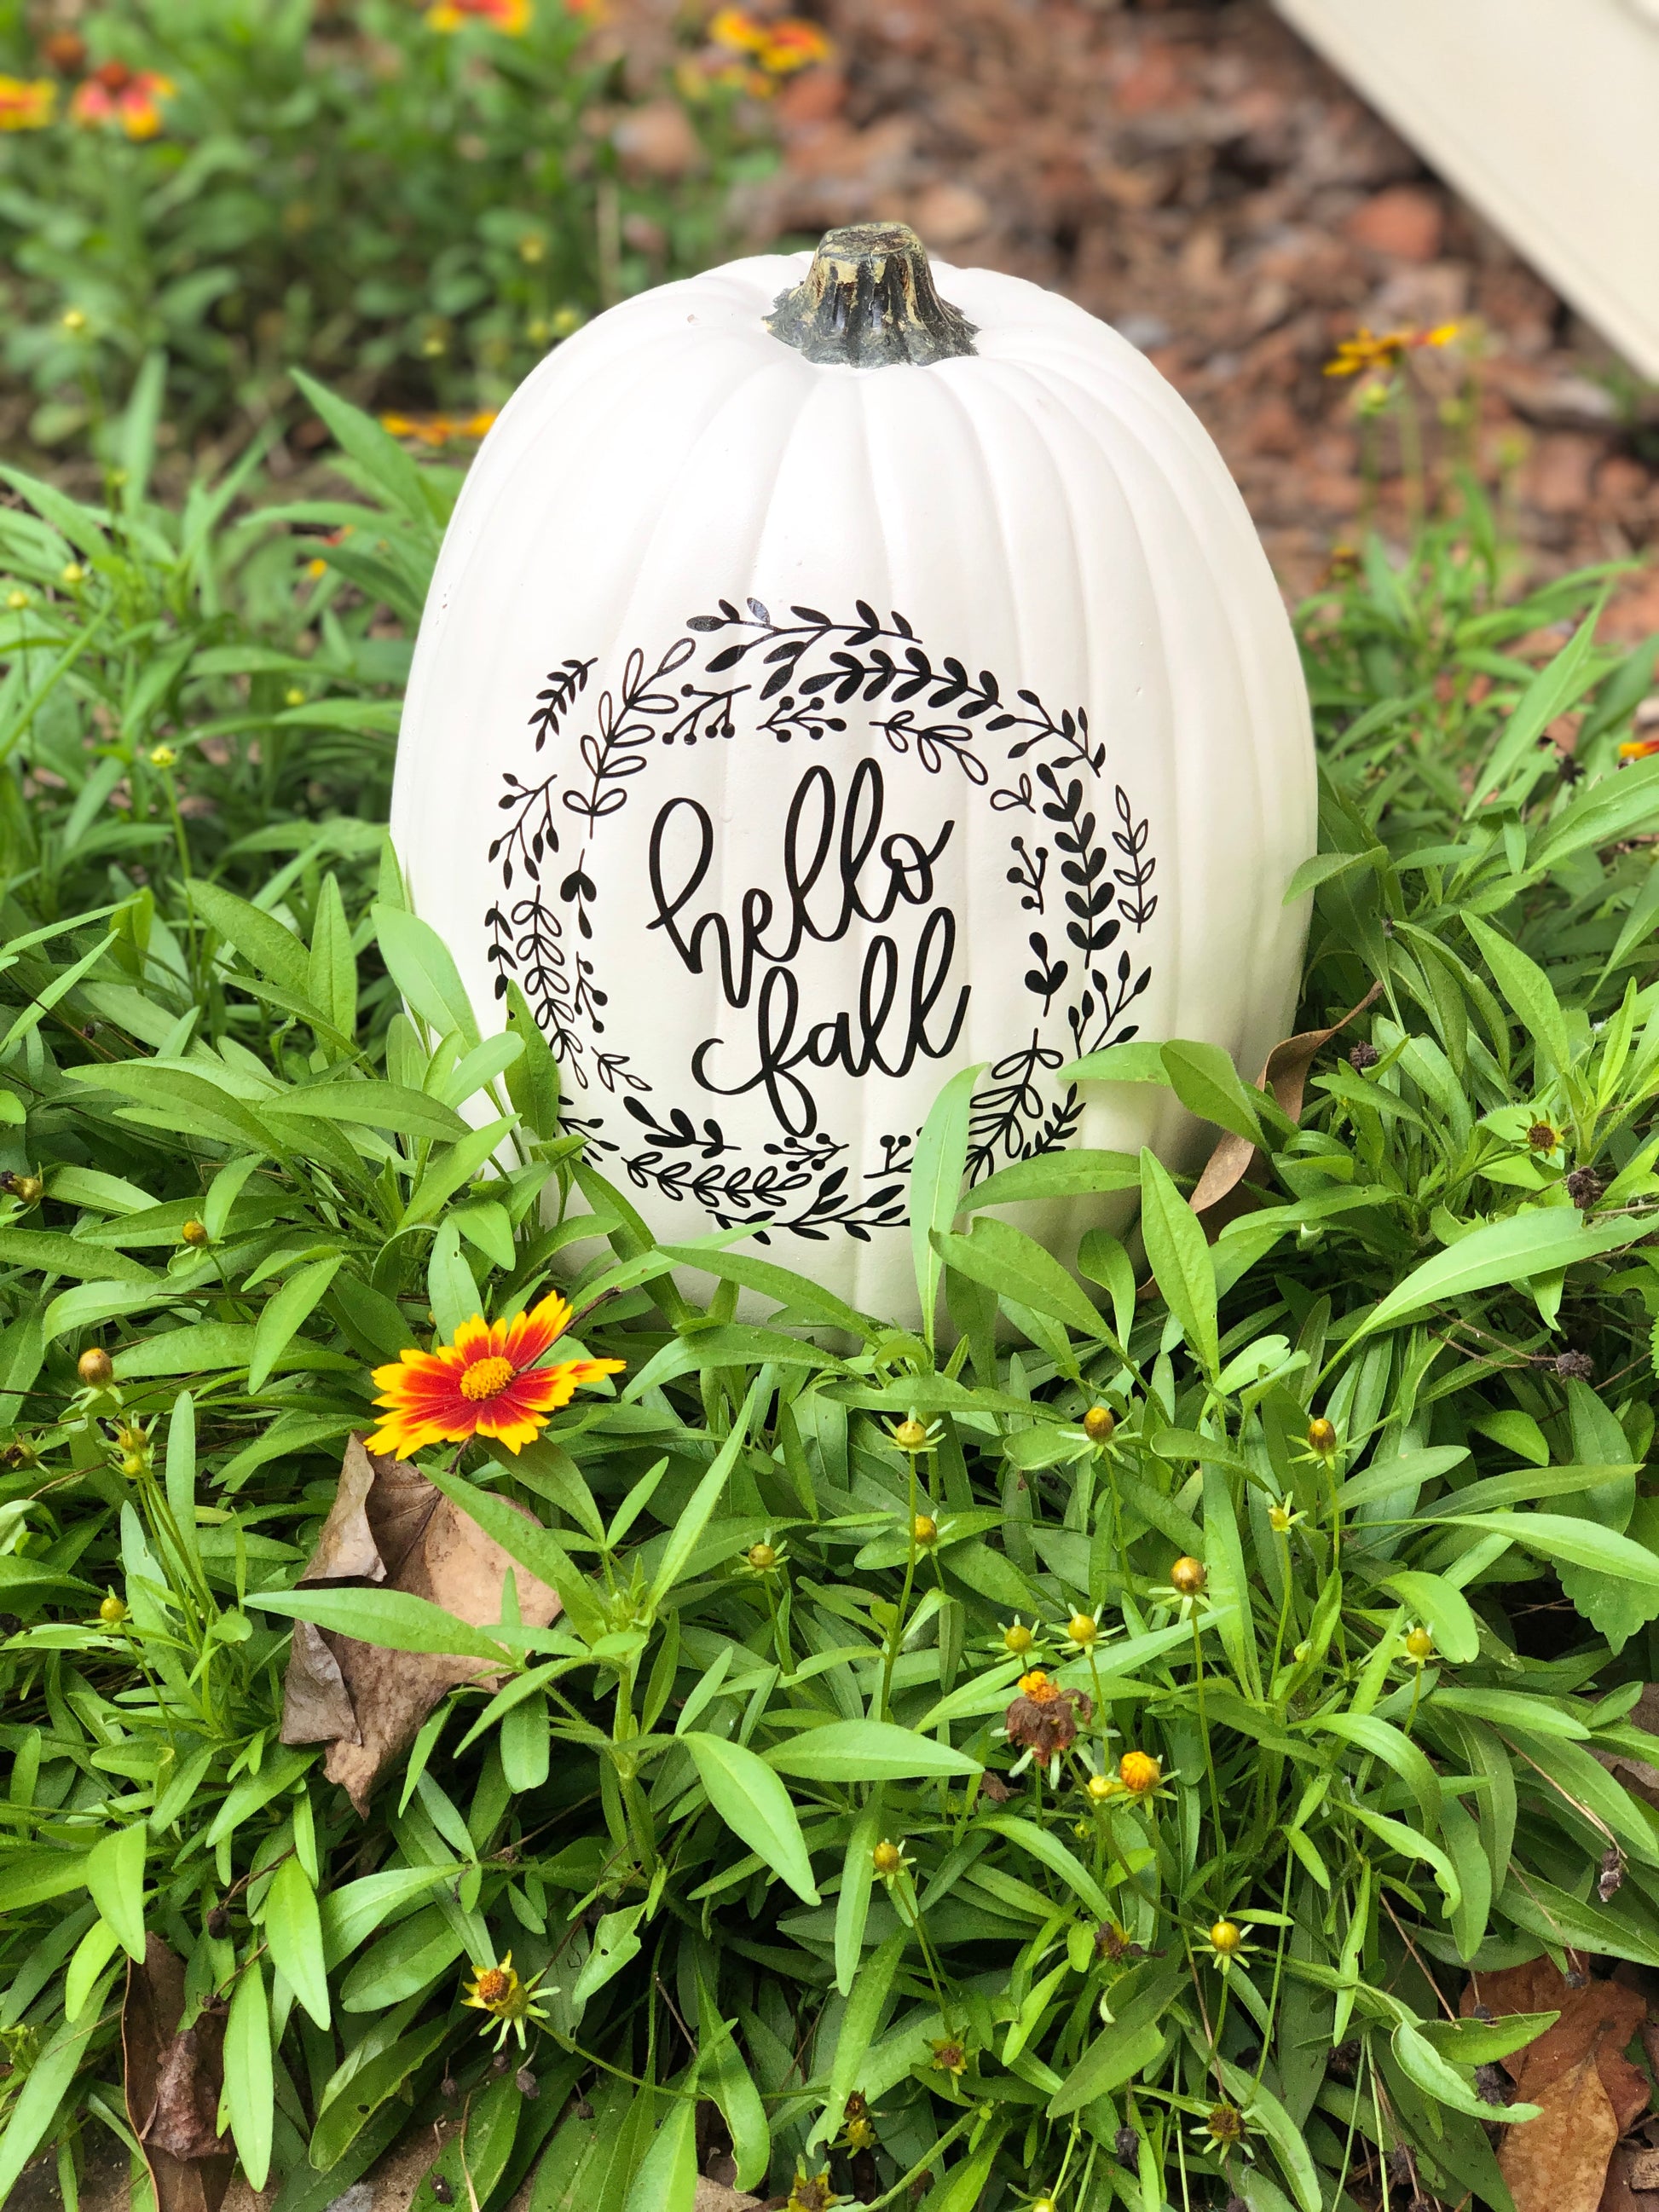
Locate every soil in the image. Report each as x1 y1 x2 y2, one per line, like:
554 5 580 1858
633 0 1659 625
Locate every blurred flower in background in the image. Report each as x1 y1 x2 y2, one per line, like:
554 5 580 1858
706 7 833 95
0 77 54 130
69 61 174 139
425 0 532 31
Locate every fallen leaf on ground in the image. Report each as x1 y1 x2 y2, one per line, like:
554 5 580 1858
123 1935 233 2212
1465 1955 1650 2212
279 1434 562 1814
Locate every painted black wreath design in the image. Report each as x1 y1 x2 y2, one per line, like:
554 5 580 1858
486 600 1157 1239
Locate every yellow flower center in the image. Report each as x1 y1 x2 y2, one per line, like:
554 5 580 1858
460 1354 516 1402
472 1965 513 2007
1018 1670 1057 1701
1083 1404 1115 1442
1119 1750 1161 1793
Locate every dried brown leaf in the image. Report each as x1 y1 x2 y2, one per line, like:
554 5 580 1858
123 1937 233 2212
1191 982 1383 1231
1503 2049 1621 2212
280 1435 563 1815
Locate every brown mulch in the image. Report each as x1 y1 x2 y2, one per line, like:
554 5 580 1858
616 0 1659 623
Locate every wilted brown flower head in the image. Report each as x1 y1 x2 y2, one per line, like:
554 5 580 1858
1005 1669 1090 1759
1205 2104 1246 2147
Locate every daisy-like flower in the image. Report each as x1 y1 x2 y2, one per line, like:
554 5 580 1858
366 1291 623 1457
1199 2102 1248 2151
462 1953 551 2047
757 18 833 72
379 410 498 445
0 77 55 130
889 1413 941 1456
928 2036 968 2078
708 5 767 52
1202 1917 1254 1971
70 63 174 140
786 2172 838 2212
425 0 532 32
1323 323 1458 378
741 1535 787 1574
871 1838 914 1885
1266 1498 1304 1535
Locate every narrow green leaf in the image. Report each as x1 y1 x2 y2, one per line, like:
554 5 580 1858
249 1255 342 1394
225 1957 275 2191
263 1856 330 2029
1138 1147 1218 1376
766 1721 980 1783
909 1063 983 1348
682 1733 819 1905
84 1823 146 1962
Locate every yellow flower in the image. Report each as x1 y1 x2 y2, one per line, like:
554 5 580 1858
912 1512 939 1546
461 1952 550 2047
426 0 532 31
1001 1618 1035 1655
871 1838 913 1883
367 1291 623 1458
1323 322 1458 378
147 743 176 769
1082 1403 1116 1443
708 6 767 53
5 590 28 609
1118 1750 1161 1796
0 77 55 130
1064 1610 1101 1650
61 308 88 333
757 18 834 73
98 1592 128 1625
60 563 85 587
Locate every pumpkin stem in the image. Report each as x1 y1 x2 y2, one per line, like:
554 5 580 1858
766 223 978 369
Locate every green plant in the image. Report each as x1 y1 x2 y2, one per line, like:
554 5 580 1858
1 401 1658 2212
0 0 775 452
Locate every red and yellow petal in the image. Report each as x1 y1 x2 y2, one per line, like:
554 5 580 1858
502 1291 573 1371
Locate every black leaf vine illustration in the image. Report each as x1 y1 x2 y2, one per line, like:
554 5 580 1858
488 598 1158 1234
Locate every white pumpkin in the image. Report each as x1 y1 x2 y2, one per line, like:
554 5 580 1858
390 225 1315 1320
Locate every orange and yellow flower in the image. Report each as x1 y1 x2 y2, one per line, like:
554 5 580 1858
0 77 55 130
425 0 531 31
1323 322 1459 378
70 63 174 140
1619 734 1659 762
708 7 832 82
367 1291 623 1457
379 410 499 445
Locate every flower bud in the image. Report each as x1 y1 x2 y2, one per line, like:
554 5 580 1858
181 1218 210 1248
912 1513 938 1546
98 1592 127 1625
871 1839 904 1876
1002 1620 1033 1655
1209 1919 1243 1955
746 1541 777 1572
1405 1626 1434 1661
1170 1556 1206 1597
205 1903 230 1939
1268 1503 1292 1533
147 743 176 770
1119 1750 1160 1794
8 1175 42 1205
1067 1612 1099 1646
893 1418 928 1452
60 563 85 587
1306 1416 1337 1456
1086 1773 1113 1801
1083 1404 1115 1443
78 1346 113 1388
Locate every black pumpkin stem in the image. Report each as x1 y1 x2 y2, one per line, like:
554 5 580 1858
766 222 979 369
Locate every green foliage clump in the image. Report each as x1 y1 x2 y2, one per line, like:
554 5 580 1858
0 0 769 448
0 393 1657 2212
